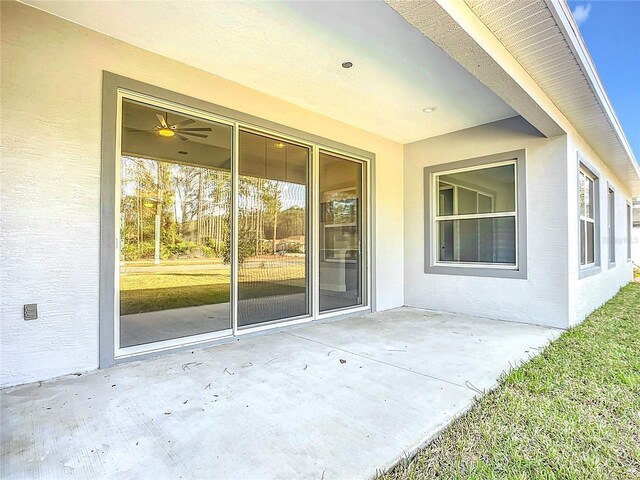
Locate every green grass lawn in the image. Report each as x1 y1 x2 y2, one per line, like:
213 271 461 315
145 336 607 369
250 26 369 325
380 282 640 480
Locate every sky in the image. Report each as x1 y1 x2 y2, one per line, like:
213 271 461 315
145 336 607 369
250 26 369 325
567 1 640 162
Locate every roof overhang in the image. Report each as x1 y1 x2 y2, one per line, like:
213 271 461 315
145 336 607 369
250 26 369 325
387 0 640 195
544 0 640 195
386 0 565 139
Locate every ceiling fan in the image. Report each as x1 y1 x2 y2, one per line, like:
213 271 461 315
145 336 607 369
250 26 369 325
127 112 212 141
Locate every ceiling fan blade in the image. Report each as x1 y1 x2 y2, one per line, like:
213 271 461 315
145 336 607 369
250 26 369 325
156 114 168 128
177 127 213 132
178 131 208 138
173 119 196 127
126 128 154 133
176 134 189 141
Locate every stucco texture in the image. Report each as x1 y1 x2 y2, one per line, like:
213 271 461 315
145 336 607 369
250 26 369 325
0 2 404 387
404 117 571 328
566 134 633 326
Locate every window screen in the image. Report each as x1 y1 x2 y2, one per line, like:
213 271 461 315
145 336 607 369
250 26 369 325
435 163 517 265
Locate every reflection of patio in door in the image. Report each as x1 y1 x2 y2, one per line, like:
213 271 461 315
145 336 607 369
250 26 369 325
119 255 307 347
121 303 229 347
121 292 359 348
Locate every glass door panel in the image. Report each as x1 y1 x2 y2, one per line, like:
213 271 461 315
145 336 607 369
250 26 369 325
319 152 364 312
119 98 232 347
237 130 310 327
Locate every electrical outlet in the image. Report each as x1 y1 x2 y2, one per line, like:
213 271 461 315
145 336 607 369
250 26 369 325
24 304 38 321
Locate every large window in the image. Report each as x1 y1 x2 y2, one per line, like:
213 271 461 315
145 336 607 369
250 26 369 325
424 150 526 279
436 162 516 266
579 167 598 267
435 163 517 265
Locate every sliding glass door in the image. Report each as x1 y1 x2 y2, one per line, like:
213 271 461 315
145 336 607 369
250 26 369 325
318 151 365 312
115 92 367 355
118 98 232 348
237 131 310 327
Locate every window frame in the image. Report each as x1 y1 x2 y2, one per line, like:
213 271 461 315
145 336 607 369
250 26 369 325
607 184 615 268
423 150 527 279
100 72 375 368
577 154 601 279
628 201 632 262
434 160 517 268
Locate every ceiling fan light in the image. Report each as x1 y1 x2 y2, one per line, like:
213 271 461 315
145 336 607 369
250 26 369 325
158 128 175 137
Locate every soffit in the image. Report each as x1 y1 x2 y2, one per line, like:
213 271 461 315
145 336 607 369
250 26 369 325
465 0 640 194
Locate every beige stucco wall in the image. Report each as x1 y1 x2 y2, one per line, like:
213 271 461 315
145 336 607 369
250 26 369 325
0 2 404 387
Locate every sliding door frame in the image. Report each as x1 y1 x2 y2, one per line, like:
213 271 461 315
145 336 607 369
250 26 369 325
316 148 370 319
113 89 236 360
233 125 314 335
100 72 374 367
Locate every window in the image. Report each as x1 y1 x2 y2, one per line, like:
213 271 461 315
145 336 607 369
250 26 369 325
435 163 516 265
579 167 598 267
628 202 633 261
608 187 615 265
424 150 527 279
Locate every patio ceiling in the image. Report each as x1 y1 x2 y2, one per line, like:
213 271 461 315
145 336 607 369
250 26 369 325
21 0 516 144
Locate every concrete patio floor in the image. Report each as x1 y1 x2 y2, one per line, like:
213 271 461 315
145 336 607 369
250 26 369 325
1 308 561 479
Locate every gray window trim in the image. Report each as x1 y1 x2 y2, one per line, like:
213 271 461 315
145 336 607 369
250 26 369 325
423 150 527 279
628 200 633 262
100 71 377 368
577 153 601 279
607 182 615 269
